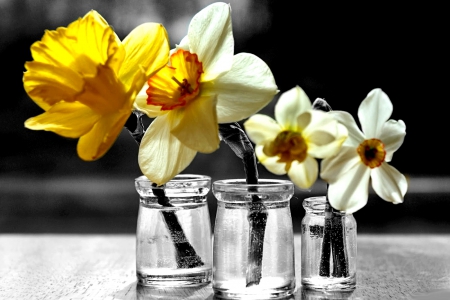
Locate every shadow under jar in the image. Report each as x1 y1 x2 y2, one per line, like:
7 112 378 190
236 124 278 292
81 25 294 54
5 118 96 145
212 179 296 299
301 196 357 291
135 174 212 287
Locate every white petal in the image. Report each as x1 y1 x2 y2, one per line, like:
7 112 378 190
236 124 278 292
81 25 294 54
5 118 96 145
327 163 371 214
243 114 281 145
287 156 318 190
170 94 220 153
371 162 407 204
303 110 349 158
358 88 393 138
204 53 277 123
307 123 348 159
329 111 365 147
320 146 361 183
379 119 406 162
138 114 197 185
275 86 311 130
188 2 233 82
176 36 190 51
255 145 287 175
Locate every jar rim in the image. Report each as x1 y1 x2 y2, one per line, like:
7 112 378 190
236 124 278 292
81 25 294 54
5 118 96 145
213 178 294 193
135 174 211 189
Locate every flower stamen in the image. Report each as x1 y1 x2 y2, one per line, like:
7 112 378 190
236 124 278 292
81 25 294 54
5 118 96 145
146 49 203 111
357 138 386 168
263 131 307 171
171 76 194 95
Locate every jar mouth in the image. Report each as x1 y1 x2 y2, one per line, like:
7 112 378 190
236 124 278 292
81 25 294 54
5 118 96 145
213 179 294 194
135 174 211 190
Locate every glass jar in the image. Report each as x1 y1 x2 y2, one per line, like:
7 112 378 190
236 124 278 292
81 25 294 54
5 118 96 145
301 196 357 291
212 179 296 299
135 174 212 287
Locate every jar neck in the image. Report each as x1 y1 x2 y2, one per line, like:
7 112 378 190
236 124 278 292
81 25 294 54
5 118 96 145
303 196 349 216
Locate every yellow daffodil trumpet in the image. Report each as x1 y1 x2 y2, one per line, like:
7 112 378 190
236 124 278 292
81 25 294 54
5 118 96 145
24 10 169 161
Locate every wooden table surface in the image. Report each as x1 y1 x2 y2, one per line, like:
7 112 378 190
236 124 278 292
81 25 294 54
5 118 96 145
0 234 449 300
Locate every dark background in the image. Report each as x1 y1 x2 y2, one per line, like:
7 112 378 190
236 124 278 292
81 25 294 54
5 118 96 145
1 0 448 233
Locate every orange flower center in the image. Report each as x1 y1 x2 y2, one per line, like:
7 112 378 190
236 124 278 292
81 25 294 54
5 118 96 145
357 138 386 168
146 49 203 110
263 131 308 171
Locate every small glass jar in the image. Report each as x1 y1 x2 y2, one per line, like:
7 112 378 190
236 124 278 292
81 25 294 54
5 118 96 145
212 179 296 299
135 174 212 287
301 196 357 291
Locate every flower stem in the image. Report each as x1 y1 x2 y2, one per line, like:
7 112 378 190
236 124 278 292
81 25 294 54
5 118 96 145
219 123 267 287
319 201 332 277
330 208 349 277
319 195 349 278
312 99 349 278
125 111 204 268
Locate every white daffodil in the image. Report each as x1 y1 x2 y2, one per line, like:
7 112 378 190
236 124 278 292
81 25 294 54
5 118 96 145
320 88 407 214
135 2 277 185
244 86 348 189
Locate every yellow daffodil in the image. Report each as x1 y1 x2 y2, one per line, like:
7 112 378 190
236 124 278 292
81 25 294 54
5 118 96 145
244 86 348 189
320 88 407 213
135 2 278 185
24 10 169 161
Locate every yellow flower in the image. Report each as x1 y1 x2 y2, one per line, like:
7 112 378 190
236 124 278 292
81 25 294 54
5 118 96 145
244 86 348 189
24 10 169 161
135 3 278 185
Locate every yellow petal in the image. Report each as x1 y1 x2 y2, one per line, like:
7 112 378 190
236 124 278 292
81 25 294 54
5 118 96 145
31 10 123 76
23 61 84 110
76 65 127 114
24 101 100 138
170 94 220 153
138 114 197 185
120 23 169 90
77 112 129 161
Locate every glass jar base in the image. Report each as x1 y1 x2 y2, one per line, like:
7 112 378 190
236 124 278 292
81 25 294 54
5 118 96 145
137 267 212 287
213 279 295 299
214 288 294 299
301 275 356 291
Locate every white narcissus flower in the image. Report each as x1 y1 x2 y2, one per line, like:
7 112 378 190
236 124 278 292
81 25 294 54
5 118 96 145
134 2 278 185
244 86 348 190
320 88 407 214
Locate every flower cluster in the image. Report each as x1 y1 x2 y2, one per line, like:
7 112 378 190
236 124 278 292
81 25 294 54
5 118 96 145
244 87 407 213
24 2 407 213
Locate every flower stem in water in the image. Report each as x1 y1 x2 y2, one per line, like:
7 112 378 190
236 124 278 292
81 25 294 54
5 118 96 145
219 123 267 287
125 111 204 268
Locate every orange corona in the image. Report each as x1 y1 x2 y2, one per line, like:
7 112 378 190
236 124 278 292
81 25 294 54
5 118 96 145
146 49 203 110
263 131 308 171
357 138 386 168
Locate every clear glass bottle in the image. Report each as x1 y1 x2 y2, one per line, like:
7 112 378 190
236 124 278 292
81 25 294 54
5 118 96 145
135 174 212 287
212 179 296 299
301 196 357 291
